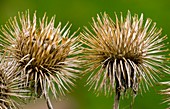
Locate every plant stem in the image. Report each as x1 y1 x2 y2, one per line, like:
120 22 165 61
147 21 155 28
44 93 54 109
113 90 120 109
130 94 136 109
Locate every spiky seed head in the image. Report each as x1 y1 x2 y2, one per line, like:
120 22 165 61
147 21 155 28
160 82 170 108
0 10 81 100
81 11 169 96
0 58 29 109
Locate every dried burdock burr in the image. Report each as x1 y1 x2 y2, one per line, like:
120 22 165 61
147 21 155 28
0 57 29 109
0 10 81 109
160 81 170 108
80 11 169 109
159 58 170 108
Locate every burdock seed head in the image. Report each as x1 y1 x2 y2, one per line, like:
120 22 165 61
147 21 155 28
0 10 81 107
81 11 169 108
160 81 170 108
0 58 29 109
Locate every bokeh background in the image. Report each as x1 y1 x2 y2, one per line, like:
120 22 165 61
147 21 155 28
0 0 170 109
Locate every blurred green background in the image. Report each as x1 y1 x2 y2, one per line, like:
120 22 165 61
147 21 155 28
0 0 170 109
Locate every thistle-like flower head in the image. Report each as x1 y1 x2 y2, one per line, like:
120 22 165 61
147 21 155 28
0 10 81 101
81 11 169 96
0 58 28 109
